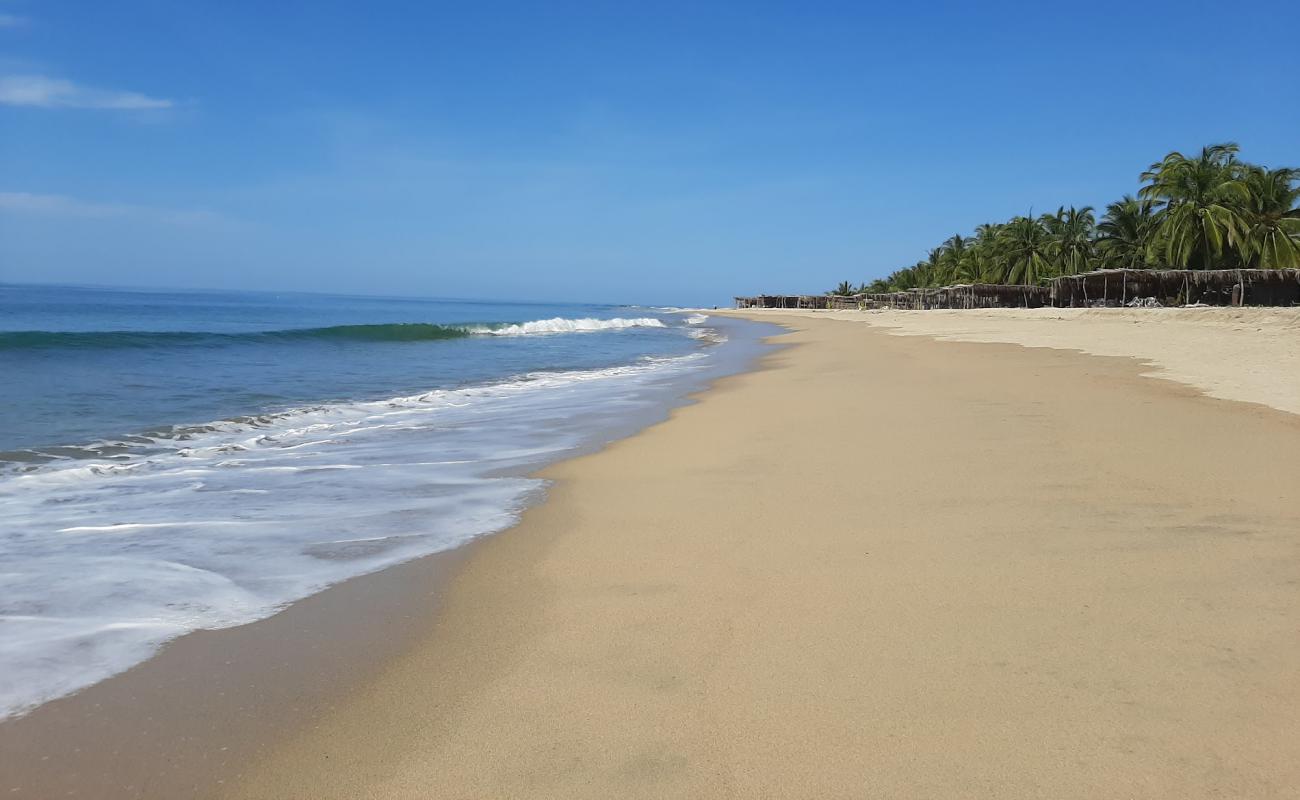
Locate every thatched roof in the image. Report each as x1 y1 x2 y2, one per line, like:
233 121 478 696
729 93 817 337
1049 268 1300 308
1052 268 1300 284
739 269 1300 311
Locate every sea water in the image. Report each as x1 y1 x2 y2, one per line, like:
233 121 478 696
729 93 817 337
0 284 771 719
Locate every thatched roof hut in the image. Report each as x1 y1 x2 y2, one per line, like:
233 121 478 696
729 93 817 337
1049 269 1300 308
827 294 864 309
929 284 1049 309
733 295 831 310
848 284 1047 310
738 284 1047 311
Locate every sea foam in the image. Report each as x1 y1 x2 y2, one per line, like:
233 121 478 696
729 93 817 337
0 354 709 720
480 317 666 336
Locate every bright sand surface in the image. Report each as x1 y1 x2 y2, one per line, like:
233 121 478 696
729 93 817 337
227 310 1300 799
747 307 1300 415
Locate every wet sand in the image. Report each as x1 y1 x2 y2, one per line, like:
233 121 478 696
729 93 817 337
220 312 1300 799
0 546 469 798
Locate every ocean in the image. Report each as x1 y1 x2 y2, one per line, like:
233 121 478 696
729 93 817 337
0 284 772 719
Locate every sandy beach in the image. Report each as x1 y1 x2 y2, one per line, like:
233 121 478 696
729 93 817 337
211 309 1300 799
8 5 1296 798
743 307 1300 415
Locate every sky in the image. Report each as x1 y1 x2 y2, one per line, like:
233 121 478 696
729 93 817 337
1 1 1297 306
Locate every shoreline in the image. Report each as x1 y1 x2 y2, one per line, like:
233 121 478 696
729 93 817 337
228 311 1299 798
0 318 780 800
6 310 1299 798
0 533 474 798
0 308 768 727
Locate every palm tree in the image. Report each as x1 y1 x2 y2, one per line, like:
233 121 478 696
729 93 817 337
902 258 930 289
1237 166 1300 269
1140 143 1248 269
1042 206 1096 275
939 234 978 283
890 265 923 291
1096 195 1158 269
970 223 1007 283
998 215 1055 284
854 143 1293 297
830 280 855 296
923 249 946 287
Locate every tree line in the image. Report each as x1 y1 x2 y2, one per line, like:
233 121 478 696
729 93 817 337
831 143 1300 296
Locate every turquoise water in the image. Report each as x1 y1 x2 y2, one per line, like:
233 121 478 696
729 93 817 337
0 284 771 719
0 285 710 455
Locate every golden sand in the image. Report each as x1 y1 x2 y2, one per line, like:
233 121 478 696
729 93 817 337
228 313 1300 799
748 306 1300 415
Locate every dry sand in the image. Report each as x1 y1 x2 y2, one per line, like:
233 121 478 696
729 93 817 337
739 306 1300 415
227 312 1300 799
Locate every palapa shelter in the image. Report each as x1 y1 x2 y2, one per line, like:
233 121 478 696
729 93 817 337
1049 269 1300 308
827 294 865 309
850 284 1047 310
733 295 830 309
738 284 1048 311
927 284 1048 309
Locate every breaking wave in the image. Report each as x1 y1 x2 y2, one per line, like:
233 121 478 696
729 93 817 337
477 317 666 336
0 318 670 351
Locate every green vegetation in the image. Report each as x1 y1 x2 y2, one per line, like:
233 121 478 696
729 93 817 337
830 144 1300 295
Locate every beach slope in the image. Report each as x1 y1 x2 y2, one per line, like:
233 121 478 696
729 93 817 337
232 312 1300 799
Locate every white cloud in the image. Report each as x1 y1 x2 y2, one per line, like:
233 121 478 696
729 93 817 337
0 191 220 226
0 74 172 110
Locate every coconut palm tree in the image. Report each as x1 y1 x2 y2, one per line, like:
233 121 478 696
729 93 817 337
886 266 918 292
1237 166 1300 269
845 143 1292 298
830 280 855 296
1042 205 1096 275
939 234 979 283
998 215 1055 284
898 259 929 289
1096 195 1158 269
969 223 1007 283
922 249 945 287
1140 143 1248 269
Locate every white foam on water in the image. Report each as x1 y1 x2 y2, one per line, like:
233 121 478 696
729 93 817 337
687 328 728 343
476 317 666 336
0 353 712 720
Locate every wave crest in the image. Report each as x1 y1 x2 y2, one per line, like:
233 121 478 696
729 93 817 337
478 317 667 336
0 317 670 351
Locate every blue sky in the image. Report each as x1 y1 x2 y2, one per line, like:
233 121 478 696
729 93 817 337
1 1 1296 306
